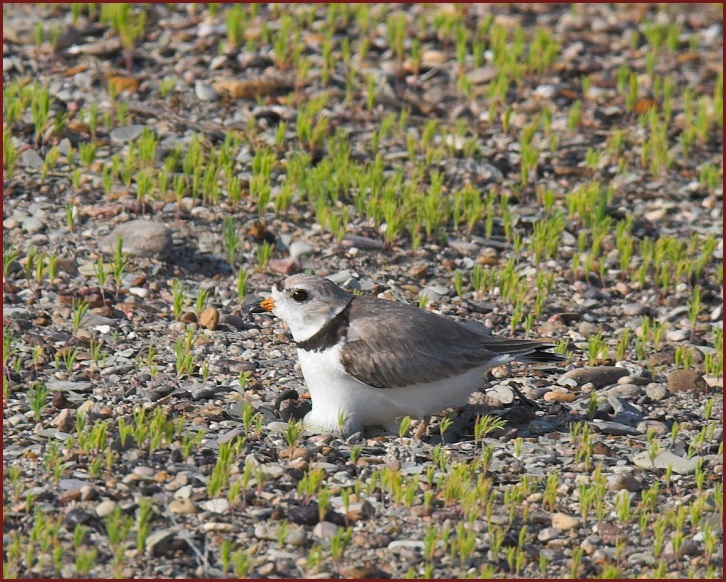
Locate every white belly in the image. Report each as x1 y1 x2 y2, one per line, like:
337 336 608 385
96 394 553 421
297 345 491 435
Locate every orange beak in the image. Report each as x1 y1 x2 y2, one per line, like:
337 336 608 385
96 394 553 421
260 297 275 311
249 297 276 314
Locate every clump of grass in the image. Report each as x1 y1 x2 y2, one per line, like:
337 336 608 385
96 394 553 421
27 381 49 421
101 3 147 73
175 327 196 377
256 241 274 270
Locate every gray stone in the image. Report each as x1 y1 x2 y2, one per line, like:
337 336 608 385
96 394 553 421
537 527 560 542
476 163 504 182
194 80 218 101
608 397 644 425
447 239 480 254
59 478 89 490
627 552 655 566
419 285 449 305
636 420 668 435
632 450 702 474
266 421 289 435
487 384 515 405
99 219 173 258
607 472 641 492
534 84 557 98
20 149 44 169
109 125 146 144
95 499 117 517
288 240 314 261
132 466 155 480
22 217 46 234
622 303 651 316
199 498 229 514
312 521 339 540
47 381 93 392
615 361 645 377
285 527 308 547
529 419 556 435
341 277 361 291
387 540 425 552
665 329 690 342
325 270 357 285
57 138 72 156
467 65 497 85
340 235 383 250
645 383 668 401
260 463 284 479
603 383 643 399
145 527 179 556
219 314 246 330
618 375 651 386
590 420 641 436
358 276 376 292
578 321 601 337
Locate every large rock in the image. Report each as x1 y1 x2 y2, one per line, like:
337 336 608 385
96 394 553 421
667 370 708 394
559 366 629 388
100 219 173 258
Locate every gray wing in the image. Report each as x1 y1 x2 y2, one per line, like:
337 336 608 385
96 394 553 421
340 297 563 389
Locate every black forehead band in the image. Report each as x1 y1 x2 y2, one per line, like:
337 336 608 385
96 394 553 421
273 277 287 292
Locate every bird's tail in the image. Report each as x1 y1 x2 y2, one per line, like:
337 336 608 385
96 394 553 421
483 338 566 364
516 347 566 364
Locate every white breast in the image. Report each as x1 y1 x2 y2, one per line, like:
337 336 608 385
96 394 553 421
297 344 493 435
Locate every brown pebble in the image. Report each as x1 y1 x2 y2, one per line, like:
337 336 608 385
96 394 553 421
543 390 576 403
344 500 374 522
549 312 582 324
648 352 673 368
179 311 197 324
551 513 580 531
279 447 312 462
58 489 83 504
592 441 614 457
476 247 500 266
340 565 384 579
50 408 74 433
169 498 197 514
267 258 301 275
410 504 434 517
198 306 219 330
248 220 274 242
288 458 308 473
80 485 97 501
410 263 429 278
52 391 72 409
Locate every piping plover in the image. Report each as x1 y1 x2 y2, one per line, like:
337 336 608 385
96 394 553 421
250 274 564 436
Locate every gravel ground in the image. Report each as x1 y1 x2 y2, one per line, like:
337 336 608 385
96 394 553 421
3 3 723 579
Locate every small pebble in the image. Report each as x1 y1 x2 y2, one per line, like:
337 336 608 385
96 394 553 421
551 513 581 531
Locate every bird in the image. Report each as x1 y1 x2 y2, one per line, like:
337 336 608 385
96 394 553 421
249 274 564 436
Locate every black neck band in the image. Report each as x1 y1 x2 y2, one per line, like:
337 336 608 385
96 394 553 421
296 300 353 352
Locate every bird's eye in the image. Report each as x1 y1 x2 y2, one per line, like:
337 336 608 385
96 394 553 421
290 289 309 303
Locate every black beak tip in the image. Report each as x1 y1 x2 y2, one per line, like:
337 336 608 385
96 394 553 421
247 301 266 315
